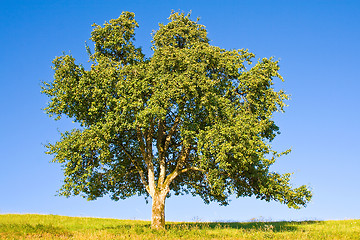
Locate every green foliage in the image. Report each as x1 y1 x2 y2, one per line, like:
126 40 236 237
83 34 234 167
42 11 311 211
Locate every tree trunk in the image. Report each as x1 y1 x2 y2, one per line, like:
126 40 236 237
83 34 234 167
151 191 166 229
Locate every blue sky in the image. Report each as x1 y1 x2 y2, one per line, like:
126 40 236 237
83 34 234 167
1 0 359 222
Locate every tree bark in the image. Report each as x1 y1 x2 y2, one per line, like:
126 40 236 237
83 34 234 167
151 191 167 229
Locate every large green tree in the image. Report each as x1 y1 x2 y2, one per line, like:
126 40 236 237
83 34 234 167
42 11 312 229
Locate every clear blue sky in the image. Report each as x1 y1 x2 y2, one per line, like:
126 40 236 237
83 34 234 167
1 0 359 222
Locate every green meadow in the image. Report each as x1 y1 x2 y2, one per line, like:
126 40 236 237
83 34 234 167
0 214 359 239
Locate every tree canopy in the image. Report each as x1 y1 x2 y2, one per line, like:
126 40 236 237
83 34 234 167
42 11 312 229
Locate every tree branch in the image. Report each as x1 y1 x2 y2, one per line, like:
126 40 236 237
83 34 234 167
178 167 205 174
137 126 155 197
164 116 181 153
145 119 155 161
157 119 166 187
163 143 191 188
158 116 181 187
136 127 147 162
118 142 150 194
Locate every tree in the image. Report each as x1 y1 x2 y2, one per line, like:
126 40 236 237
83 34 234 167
42 11 312 229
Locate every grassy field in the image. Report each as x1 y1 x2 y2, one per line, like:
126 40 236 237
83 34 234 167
0 214 359 239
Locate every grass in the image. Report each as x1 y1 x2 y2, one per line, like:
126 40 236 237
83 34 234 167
0 214 359 239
